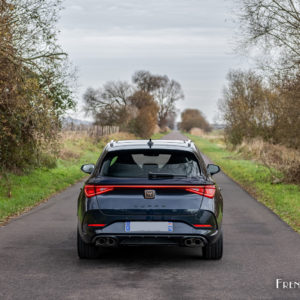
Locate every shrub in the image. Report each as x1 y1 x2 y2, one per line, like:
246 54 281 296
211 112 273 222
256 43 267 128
220 70 300 149
237 138 300 184
128 91 159 138
180 109 211 132
0 0 75 172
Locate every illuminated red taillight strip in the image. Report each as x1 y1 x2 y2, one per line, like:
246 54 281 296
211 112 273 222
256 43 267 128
84 185 114 197
87 224 106 227
193 224 213 228
84 184 216 198
185 185 216 198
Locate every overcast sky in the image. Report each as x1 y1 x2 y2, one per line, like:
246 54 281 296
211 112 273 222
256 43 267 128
58 0 252 123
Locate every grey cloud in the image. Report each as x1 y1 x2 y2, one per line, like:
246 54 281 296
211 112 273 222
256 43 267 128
61 0 233 31
59 0 251 122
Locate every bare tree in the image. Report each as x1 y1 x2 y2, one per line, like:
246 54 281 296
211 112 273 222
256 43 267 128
154 78 183 127
83 81 133 127
132 70 162 93
238 0 300 71
132 70 184 127
84 71 183 133
1 1 66 67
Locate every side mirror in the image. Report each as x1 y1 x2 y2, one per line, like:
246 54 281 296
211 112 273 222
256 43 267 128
81 164 95 174
207 164 220 176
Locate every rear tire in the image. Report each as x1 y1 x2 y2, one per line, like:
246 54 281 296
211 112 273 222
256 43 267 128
202 232 223 260
77 229 99 259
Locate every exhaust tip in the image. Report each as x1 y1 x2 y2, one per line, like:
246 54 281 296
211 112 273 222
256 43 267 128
95 236 118 247
95 237 107 246
184 237 205 247
195 239 201 246
107 238 117 246
185 239 192 246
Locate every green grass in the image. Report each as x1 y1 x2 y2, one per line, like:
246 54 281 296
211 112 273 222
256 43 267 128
187 133 300 233
0 140 103 224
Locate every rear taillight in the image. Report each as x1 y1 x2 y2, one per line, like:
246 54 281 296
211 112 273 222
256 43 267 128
87 224 106 227
84 185 114 198
193 224 213 228
185 185 216 198
84 184 215 198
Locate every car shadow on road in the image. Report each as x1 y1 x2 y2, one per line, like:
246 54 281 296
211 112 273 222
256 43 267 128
75 245 216 267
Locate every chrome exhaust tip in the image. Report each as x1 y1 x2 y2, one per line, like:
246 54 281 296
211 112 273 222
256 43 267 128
184 238 193 247
194 239 202 246
95 236 118 247
95 237 107 247
107 237 117 247
184 237 205 247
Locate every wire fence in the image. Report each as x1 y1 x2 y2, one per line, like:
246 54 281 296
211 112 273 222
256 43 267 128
62 123 119 137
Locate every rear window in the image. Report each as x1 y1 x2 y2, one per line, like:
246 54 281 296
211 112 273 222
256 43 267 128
99 150 201 178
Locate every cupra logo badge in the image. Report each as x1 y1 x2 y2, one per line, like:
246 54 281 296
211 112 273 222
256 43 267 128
144 189 156 199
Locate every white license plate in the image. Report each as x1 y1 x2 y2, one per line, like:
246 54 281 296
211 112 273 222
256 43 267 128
125 221 173 232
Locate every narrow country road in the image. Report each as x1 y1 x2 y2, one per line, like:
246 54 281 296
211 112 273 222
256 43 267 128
0 131 299 300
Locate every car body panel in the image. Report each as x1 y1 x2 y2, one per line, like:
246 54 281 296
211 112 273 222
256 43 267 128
97 190 203 216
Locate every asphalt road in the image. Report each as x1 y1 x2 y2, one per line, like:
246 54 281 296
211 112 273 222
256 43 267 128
0 131 299 300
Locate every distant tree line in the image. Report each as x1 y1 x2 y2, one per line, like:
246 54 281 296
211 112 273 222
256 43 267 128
83 71 184 138
0 0 75 171
221 0 300 149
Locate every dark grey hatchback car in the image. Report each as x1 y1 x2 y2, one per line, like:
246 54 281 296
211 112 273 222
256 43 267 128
77 139 223 259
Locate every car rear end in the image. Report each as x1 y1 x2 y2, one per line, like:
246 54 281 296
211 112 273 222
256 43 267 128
77 141 223 259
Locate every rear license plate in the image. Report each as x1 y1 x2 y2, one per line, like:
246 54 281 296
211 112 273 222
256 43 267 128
125 221 173 232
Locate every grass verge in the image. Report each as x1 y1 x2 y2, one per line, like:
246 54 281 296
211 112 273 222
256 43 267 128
187 133 300 234
0 132 136 224
150 131 170 140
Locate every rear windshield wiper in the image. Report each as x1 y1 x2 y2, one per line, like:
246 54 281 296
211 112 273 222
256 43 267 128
148 172 187 179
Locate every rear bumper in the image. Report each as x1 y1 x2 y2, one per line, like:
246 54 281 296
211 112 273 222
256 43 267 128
93 234 209 247
79 220 221 247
